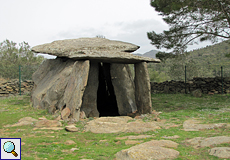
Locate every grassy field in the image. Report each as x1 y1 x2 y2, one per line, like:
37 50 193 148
0 94 229 160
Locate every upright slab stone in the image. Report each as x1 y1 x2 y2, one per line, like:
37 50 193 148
64 60 90 120
111 64 137 115
32 58 76 112
81 62 100 117
134 62 152 114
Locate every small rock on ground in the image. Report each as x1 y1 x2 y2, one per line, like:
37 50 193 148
61 107 71 120
65 140 76 145
65 124 79 132
70 148 79 152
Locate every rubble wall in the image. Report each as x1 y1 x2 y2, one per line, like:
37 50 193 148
1 77 230 97
151 77 230 94
0 80 34 97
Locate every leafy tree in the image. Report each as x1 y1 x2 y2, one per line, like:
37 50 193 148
148 69 170 82
156 51 177 61
0 39 45 79
147 0 230 54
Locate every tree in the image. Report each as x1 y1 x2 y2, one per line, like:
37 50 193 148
147 0 230 54
0 39 45 79
156 51 177 61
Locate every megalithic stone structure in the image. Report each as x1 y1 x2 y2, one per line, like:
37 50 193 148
31 37 160 121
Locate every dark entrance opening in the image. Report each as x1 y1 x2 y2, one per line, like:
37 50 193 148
97 63 120 117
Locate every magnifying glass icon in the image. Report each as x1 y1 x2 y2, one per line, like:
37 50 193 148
3 141 18 157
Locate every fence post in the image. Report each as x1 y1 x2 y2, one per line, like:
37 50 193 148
185 65 187 94
221 66 223 94
19 65 21 96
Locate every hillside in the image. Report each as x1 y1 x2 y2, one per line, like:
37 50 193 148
186 40 230 66
133 50 159 58
147 40 230 82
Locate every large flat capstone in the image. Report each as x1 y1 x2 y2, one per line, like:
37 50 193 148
32 38 160 63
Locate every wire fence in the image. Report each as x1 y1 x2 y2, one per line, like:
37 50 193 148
148 63 230 82
0 64 40 81
0 65 39 96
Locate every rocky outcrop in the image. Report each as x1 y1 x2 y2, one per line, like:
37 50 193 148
85 116 161 133
35 119 62 128
116 135 155 140
116 140 179 160
209 147 230 159
185 136 230 158
185 136 230 148
183 119 227 131
4 117 37 127
151 77 230 94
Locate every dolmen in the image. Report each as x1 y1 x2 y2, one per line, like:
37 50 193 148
31 37 160 121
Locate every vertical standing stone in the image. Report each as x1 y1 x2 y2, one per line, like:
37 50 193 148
81 62 100 117
32 58 76 111
135 62 152 114
111 63 137 115
64 60 90 121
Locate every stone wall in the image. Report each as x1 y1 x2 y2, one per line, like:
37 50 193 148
2 76 230 97
151 77 230 94
0 80 34 97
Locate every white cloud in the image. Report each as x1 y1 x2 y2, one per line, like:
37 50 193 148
0 0 212 57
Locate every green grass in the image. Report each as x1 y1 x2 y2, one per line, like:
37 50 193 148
152 93 230 124
0 94 229 160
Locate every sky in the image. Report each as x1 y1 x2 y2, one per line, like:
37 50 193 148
0 0 211 58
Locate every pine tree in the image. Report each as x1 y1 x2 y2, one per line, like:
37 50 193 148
147 0 230 54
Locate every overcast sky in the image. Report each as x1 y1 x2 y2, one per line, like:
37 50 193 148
0 0 211 58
